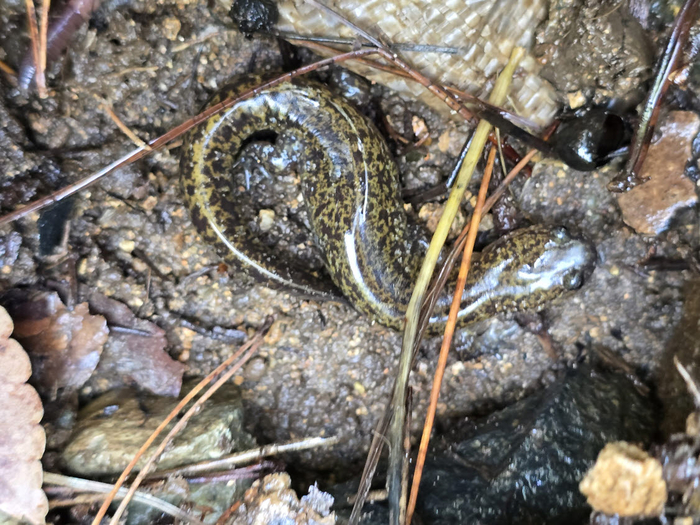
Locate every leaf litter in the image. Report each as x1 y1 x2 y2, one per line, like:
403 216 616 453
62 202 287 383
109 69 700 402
0 305 48 525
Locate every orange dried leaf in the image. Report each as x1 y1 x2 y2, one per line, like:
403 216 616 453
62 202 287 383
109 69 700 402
6 291 108 399
0 305 48 525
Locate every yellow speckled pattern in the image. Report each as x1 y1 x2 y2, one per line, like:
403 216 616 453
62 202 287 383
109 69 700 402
277 0 559 126
180 79 595 331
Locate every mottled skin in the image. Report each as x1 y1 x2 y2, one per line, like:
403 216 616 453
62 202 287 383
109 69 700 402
181 79 597 331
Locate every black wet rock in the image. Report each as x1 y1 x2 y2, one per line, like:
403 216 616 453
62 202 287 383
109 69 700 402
550 109 630 172
229 0 279 37
38 198 75 257
658 279 700 437
416 365 657 525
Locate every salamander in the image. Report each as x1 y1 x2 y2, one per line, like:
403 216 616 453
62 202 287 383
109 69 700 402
180 78 596 331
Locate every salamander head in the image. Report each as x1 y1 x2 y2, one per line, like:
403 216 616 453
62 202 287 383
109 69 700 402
491 225 597 307
531 225 597 291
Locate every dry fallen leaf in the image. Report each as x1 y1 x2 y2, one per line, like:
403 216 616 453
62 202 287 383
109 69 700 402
580 441 667 517
0 305 48 524
5 290 109 399
83 289 185 396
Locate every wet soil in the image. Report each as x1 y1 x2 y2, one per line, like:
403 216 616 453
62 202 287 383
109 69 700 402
0 0 698 485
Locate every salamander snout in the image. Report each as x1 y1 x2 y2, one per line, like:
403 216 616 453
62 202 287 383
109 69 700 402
546 227 597 291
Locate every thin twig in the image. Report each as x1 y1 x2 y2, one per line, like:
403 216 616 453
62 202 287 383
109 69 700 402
675 356 700 408
104 320 270 525
172 29 221 53
494 128 508 180
215 501 242 525
406 147 496 525
23 0 41 94
43 472 204 525
399 388 413 522
49 494 109 507
445 85 542 132
275 31 470 54
306 0 384 47
37 0 50 97
185 462 279 483
101 102 153 150
106 65 160 78
286 37 416 80
0 59 18 85
149 436 340 478
90 319 272 525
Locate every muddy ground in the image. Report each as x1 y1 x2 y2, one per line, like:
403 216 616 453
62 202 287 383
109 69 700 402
0 0 697 486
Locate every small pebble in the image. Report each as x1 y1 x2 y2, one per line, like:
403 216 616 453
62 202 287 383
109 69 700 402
244 357 267 381
119 239 135 253
258 209 275 232
162 18 181 40
580 442 666 517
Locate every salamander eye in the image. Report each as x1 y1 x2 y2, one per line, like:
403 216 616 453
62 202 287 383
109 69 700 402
553 227 569 242
563 270 583 290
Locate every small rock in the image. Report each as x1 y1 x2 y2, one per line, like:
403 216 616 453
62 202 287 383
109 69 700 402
418 202 466 239
416 165 442 187
118 239 136 253
264 319 287 345
229 0 278 36
437 126 469 157
567 90 586 109
161 17 181 40
61 383 255 476
141 195 158 211
438 129 451 153
580 442 666 517
230 473 334 525
244 357 267 381
616 112 699 235
412 115 429 141
258 209 275 232
0 231 21 268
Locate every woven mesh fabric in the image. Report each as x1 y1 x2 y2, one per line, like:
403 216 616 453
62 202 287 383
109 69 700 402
278 0 560 126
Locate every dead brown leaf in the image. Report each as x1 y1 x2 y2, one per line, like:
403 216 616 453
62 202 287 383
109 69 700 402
5 290 108 400
0 305 48 525
83 289 185 397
